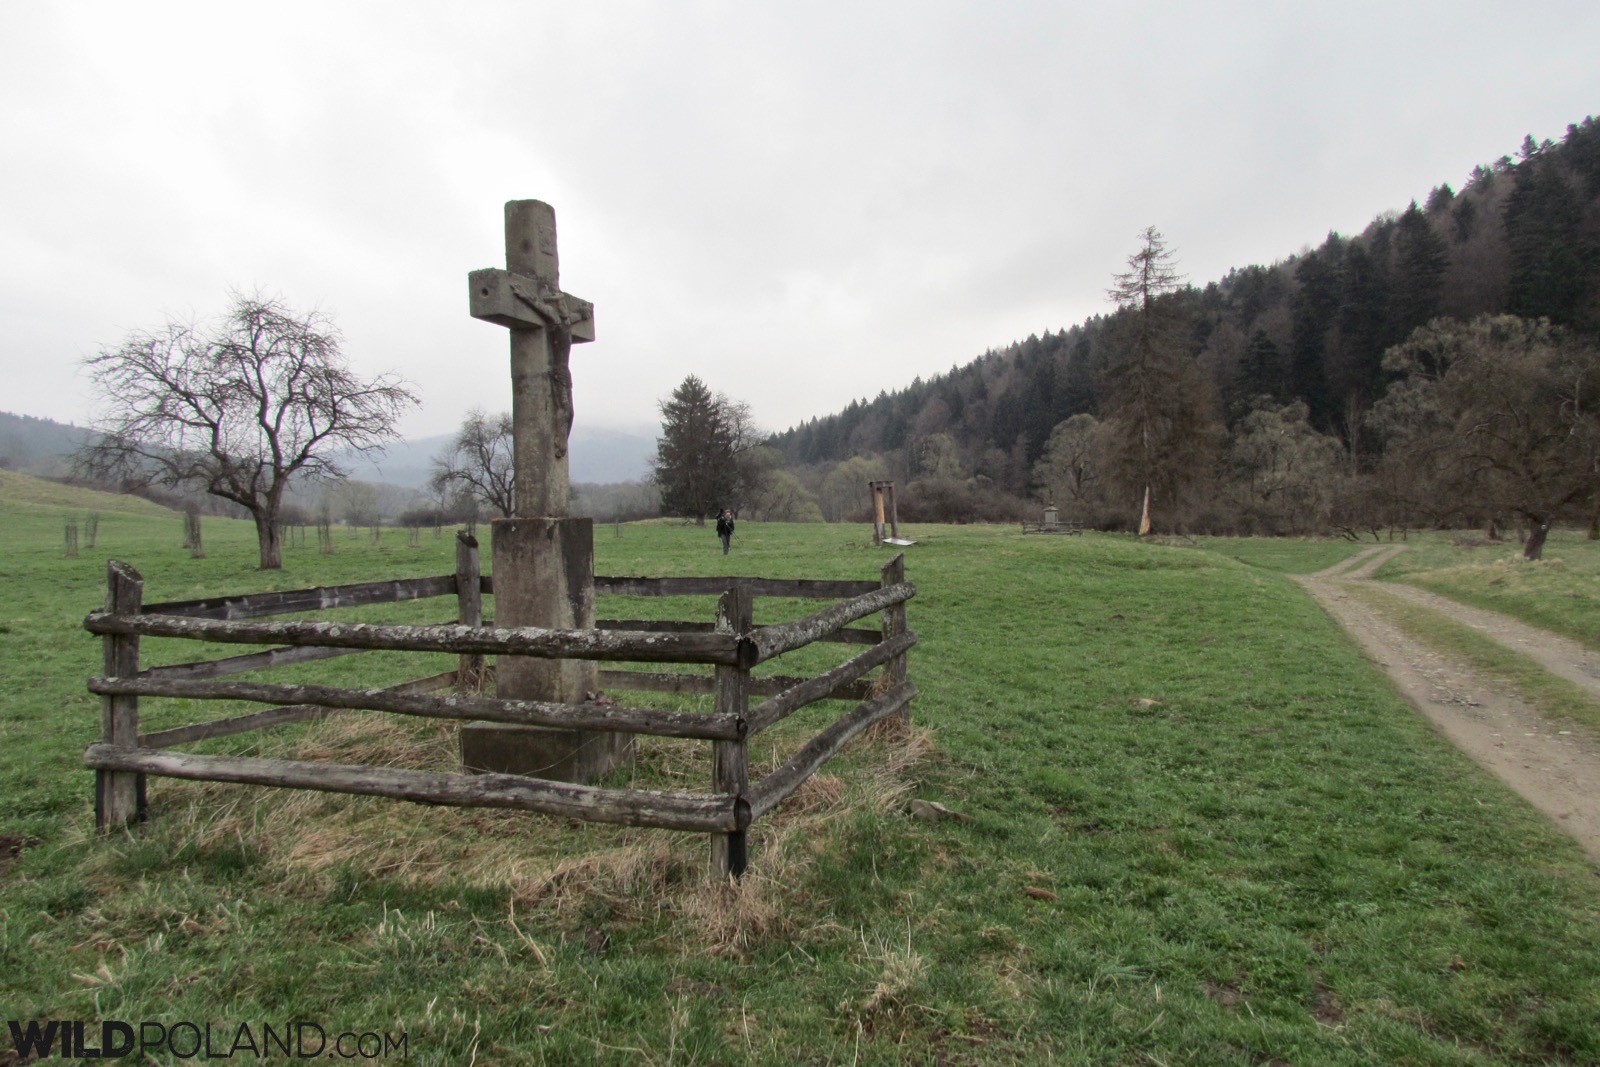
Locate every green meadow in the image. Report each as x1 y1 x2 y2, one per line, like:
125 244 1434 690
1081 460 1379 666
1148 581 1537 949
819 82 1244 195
3 473 1599 1065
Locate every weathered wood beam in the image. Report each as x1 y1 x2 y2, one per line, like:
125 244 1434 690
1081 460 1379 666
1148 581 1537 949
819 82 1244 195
82 744 740 832
95 675 742 741
84 613 745 665
595 618 879 646
880 553 910 724
141 642 366 682
136 670 460 748
139 703 335 749
712 585 753 878
595 669 871 701
141 576 457 620
97 560 144 831
591 576 881 599
455 533 485 692
748 583 915 665
745 630 918 736
596 669 716 695
746 681 918 820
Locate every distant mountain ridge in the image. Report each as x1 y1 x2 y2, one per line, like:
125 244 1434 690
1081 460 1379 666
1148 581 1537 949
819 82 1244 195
0 411 89 477
0 411 657 488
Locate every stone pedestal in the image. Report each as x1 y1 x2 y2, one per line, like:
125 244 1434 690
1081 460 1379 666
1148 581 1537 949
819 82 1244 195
458 516 633 781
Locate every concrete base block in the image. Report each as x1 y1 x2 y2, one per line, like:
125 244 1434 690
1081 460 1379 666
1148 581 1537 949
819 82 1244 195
460 722 634 782
460 515 635 783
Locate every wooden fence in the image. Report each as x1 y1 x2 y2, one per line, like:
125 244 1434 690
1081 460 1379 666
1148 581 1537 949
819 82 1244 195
83 533 916 877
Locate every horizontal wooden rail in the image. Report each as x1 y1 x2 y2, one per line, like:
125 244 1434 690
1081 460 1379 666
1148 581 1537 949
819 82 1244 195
141 576 457 620
141 703 334 749
596 669 871 702
83 744 741 832
142 642 365 682
747 680 918 820
596 618 879 646
748 582 915 665
592 576 880 599
95 675 741 741
85 613 747 666
137 670 458 748
745 631 918 735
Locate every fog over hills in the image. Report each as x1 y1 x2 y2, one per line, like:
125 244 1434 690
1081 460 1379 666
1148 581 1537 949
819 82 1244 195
0 411 656 489
342 424 655 488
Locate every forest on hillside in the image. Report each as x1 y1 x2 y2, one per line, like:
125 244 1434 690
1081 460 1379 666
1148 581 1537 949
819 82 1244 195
763 117 1600 544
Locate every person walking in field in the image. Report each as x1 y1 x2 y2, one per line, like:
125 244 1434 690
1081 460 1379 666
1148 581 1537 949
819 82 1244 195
716 509 735 555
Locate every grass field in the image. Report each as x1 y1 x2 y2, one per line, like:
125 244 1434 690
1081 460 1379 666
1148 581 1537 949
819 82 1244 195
3 476 1599 1065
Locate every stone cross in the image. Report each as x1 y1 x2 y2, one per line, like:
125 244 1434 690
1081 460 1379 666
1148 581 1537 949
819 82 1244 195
460 200 632 783
467 200 595 517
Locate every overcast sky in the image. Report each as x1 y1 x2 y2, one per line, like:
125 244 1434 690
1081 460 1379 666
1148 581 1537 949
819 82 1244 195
3 2 1596 442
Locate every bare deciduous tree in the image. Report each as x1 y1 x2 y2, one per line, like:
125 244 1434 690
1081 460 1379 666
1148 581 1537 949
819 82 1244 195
1032 413 1104 508
430 409 517 518
77 292 417 568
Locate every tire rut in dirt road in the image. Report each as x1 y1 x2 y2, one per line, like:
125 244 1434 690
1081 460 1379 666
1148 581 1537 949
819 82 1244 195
1297 547 1600 865
1367 580 1600 700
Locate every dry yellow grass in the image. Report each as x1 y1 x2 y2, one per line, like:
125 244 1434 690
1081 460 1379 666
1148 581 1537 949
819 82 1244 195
118 704 937 958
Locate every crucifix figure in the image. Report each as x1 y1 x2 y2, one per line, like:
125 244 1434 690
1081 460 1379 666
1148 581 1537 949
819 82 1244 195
467 200 595 517
460 200 633 783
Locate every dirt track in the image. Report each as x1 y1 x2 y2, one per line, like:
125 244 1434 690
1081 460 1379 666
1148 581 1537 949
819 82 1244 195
1296 546 1600 864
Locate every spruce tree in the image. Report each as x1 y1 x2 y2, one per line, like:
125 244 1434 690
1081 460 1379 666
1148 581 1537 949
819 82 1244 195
652 375 737 525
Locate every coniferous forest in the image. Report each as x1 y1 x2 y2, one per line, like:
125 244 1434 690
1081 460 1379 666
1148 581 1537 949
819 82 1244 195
765 117 1600 547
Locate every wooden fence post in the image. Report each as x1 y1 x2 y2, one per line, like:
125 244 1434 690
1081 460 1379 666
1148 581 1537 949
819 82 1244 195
880 553 909 721
712 583 752 878
455 532 484 693
97 560 144 831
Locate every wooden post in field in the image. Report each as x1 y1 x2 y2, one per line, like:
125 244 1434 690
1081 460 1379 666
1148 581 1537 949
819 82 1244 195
97 560 145 830
867 481 901 543
879 553 909 722
454 531 484 693
712 584 752 878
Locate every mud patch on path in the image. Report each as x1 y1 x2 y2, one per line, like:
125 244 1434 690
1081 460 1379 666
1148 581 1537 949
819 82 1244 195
1298 548 1600 865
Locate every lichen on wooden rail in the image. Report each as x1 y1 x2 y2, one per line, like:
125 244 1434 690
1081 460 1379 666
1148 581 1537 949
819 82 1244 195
746 630 918 735
93 675 742 740
747 582 915 664
82 744 741 832
595 669 872 702
141 575 458 620
592 576 882 599
84 613 744 665
141 641 367 682
138 669 458 748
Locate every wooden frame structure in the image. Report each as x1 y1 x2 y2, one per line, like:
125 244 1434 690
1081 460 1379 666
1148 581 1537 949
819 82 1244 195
83 534 916 877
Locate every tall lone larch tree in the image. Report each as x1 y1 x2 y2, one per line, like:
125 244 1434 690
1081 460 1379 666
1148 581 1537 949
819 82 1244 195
1101 227 1219 534
78 292 418 568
